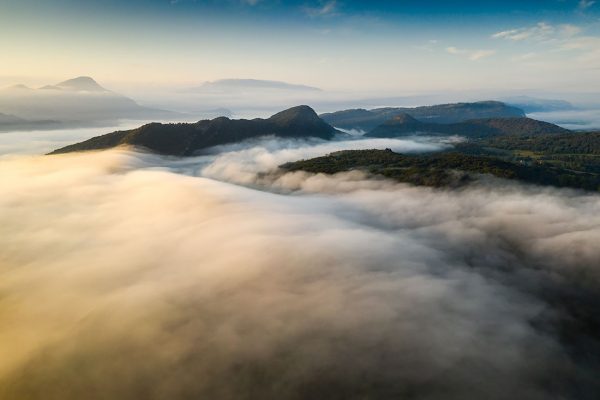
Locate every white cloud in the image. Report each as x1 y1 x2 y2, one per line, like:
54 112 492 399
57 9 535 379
492 22 554 41
493 22 600 67
1 140 600 399
303 0 338 17
561 24 582 37
512 52 538 62
578 0 596 11
446 46 496 61
493 23 582 42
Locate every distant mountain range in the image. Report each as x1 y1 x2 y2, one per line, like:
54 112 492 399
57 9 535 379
0 76 178 131
500 96 576 113
50 105 340 156
320 101 525 131
189 79 322 93
50 102 572 156
366 113 569 138
0 111 60 131
0 112 27 125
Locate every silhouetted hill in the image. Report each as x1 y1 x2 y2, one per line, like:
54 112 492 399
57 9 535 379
49 106 340 156
366 116 570 138
320 101 525 130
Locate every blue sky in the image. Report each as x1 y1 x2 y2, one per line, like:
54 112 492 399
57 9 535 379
1 0 599 94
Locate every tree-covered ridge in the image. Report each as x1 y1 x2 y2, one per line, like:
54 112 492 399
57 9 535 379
480 131 600 155
366 115 570 138
281 149 600 191
450 131 600 176
320 101 525 131
49 106 340 156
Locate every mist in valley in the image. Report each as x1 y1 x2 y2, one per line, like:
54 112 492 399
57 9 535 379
1 135 599 399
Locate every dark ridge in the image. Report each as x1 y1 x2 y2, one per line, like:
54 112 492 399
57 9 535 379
49 106 341 156
366 117 570 138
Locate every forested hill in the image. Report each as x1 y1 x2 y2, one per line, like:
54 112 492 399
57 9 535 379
281 149 600 191
50 106 341 156
365 115 570 138
320 101 525 131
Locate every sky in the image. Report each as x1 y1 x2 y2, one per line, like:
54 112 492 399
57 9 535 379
1 0 600 94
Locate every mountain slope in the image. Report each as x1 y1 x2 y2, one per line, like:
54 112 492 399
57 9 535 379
366 115 570 138
320 101 525 130
49 105 340 156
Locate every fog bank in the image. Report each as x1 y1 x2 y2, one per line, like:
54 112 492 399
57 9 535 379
0 143 599 399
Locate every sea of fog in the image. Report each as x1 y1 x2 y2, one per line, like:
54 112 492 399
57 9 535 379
529 109 600 130
0 128 599 399
0 120 157 157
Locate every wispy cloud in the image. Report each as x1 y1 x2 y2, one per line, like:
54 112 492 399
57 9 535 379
493 22 600 67
578 0 596 11
492 22 554 41
492 23 582 43
413 39 440 52
303 0 338 17
561 24 583 37
446 46 496 61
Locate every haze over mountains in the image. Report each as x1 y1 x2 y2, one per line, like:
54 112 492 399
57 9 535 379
0 77 177 131
3 75 599 133
500 96 576 113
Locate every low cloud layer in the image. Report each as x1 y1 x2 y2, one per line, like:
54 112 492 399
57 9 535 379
0 139 599 399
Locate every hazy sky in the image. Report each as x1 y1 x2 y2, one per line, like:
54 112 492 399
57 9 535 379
2 0 600 93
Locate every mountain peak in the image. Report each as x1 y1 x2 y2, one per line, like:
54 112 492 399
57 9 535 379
7 84 31 90
55 76 107 92
268 105 320 125
49 105 340 156
390 113 420 124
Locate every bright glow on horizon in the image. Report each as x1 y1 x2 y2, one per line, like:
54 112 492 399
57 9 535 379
1 0 599 95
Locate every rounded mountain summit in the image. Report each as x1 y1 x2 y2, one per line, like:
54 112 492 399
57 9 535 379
50 105 342 156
